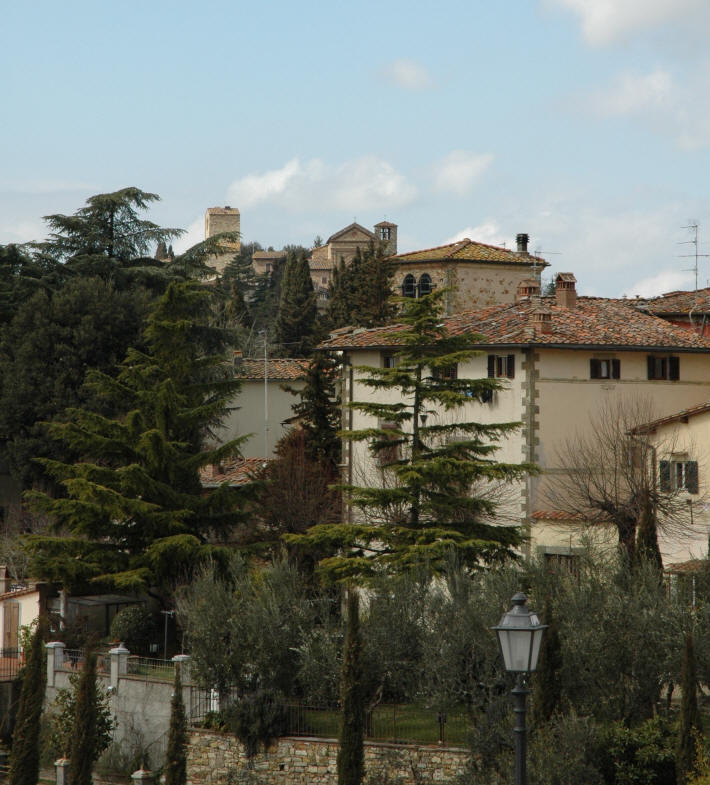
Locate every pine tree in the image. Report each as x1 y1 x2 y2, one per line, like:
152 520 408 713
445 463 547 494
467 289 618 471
165 664 188 785
286 290 534 579
68 650 99 785
286 353 341 470
274 251 317 356
337 591 365 785
676 632 702 785
26 280 250 599
8 623 46 785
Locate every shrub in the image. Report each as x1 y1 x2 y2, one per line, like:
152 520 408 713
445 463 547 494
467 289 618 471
595 716 677 785
223 690 287 759
109 605 154 653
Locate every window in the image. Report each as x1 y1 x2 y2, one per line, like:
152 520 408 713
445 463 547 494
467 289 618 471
487 354 515 379
418 274 432 297
379 226 391 241
544 552 580 576
590 358 620 379
434 364 458 380
402 274 416 298
647 355 680 381
660 459 698 494
383 354 400 368
376 421 401 466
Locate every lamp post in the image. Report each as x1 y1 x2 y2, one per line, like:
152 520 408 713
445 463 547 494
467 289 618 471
492 593 546 785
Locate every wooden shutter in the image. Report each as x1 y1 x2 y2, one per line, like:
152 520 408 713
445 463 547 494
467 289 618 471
590 359 601 379
507 355 515 379
687 461 699 494
611 359 620 379
487 355 495 378
669 356 680 381
647 356 655 380
659 460 671 492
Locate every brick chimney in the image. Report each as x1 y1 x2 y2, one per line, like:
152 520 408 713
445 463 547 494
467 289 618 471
516 278 541 301
555 273 577 309
516 233 529 254
531 305 553 334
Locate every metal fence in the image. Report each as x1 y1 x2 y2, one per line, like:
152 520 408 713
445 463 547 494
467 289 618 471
125 656 175 682
189 691 469 746
0 650 21 681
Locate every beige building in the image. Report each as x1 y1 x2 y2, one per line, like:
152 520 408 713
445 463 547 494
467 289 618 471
218 356 309 458
204 206 241 274
321 274 710 567
387 232 547 315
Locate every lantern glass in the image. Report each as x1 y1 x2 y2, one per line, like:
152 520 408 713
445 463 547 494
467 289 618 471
492 593 547 674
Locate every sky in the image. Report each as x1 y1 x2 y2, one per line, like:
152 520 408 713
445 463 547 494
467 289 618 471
3 0 710 297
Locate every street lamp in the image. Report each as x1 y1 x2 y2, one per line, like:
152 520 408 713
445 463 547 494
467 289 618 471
492 593 547 785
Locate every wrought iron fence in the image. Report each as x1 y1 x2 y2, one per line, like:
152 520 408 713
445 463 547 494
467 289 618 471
189 691 468 746
125 656 175 682
0 649 21 681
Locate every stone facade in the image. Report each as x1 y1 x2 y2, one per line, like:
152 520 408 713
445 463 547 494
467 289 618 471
205 207 241 274
187 730 468 785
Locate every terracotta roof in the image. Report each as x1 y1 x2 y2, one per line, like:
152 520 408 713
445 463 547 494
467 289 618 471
326 222 375 245
0 584 41 602
320 296 710 351
636 287 710 315
234 357 310 381
632 400 710 433
531 510 612 522
388 238 548 267
375 220 397 227
206 206 240 214
253 250 286 261
309 256 333 271
665 559 708 575
200 458 268 487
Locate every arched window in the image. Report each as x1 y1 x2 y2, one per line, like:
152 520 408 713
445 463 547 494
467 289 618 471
418 274 432 297
402 274 416 298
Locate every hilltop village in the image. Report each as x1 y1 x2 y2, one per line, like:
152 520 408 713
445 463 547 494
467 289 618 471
2 191 710 785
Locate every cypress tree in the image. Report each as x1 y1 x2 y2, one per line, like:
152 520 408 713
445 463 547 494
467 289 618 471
68 650 99 785
8 624 46 785
532 602 562 724
676 632 702 785
274 251 317 356
165 664 188 785
337 591 365 785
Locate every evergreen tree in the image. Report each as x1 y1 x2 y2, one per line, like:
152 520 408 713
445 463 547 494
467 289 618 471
68 650 99 785
326 257 351 328
532 602 563 724
286 352 341 470
165 664 188 785
25 280 249 600
337 591 365 785
274 251 317 356
8 623 46 785
676 632 702 785
287 290 534 580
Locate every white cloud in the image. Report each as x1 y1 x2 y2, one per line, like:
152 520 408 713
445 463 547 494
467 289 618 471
0 218 45 245
445 221 507 246
172 215 204 255
433 151 493 195
381 59 434 90
628 269 695 298
590 69 673 116
547 0 706 45
227 156 417 214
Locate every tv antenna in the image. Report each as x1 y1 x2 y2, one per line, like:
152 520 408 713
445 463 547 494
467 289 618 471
533 247 562 280
678 223 709 291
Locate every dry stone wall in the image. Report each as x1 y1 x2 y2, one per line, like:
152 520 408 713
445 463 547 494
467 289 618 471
187 730 468 785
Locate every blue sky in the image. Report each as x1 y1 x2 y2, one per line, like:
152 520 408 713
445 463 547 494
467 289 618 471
3 0 710 297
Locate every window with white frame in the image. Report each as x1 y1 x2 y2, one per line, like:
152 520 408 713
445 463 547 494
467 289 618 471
487 354 515 379
660 457 699 494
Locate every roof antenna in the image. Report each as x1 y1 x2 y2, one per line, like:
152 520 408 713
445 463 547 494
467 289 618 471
678 222 709 291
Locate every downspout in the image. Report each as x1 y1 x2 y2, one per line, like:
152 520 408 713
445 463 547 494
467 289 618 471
523 346 537 558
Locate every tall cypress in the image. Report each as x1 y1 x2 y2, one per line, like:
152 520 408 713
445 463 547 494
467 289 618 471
8 624 46 785
274 251 317 356
676 632 702 785
165 665 188 785
68 650 99 785
532 602 562 724
337 591 365 785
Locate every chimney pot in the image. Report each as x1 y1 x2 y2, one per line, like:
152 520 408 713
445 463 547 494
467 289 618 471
516 278 541 301
516 233 529 254
555 273 578 309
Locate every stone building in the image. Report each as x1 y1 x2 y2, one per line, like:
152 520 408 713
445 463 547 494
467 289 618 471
204 206 241 274
387 232 547 315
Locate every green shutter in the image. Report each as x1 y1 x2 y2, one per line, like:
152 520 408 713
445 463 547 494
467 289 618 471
669 356 680 381
612 359 621 379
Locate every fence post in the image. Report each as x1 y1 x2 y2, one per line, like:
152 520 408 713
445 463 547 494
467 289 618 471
109 644 129 690
54 757 70 785
45 642 65 688
172 653 191 722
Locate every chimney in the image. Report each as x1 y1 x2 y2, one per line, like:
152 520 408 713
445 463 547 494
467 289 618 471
516 278 541 301
516 233 529 254
555 273 578 309
531 305 553 334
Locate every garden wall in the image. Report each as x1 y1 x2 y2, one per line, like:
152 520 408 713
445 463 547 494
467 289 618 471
187 729 469 785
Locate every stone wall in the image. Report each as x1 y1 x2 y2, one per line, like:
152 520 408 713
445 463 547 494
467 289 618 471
187 730 468 785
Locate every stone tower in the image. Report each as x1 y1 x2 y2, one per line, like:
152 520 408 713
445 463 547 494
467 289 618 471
374 221 397 256
205 206 241 274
